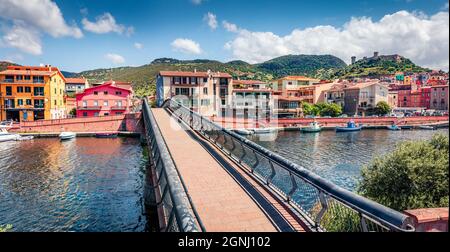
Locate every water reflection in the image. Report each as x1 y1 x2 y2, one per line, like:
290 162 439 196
0 137 151 232
248 128 449 191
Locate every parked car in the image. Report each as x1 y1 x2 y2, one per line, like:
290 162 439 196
338 114 348 118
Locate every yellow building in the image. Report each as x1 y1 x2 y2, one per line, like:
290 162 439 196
0 65 67 122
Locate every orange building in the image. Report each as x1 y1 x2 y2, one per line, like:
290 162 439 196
0 65 67 122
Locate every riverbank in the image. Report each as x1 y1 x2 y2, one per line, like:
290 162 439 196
17 131 140 138
211 116 449 130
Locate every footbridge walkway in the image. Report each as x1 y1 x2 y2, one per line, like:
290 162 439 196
141 99 415 232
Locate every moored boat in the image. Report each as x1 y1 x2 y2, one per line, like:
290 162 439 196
0 123 20 142
386 124 401 131
336 121 363 132
418 125 436 130
400 125 413 130
16 135 34 141
95 132 119 138
59 132 76 140
253 127 277 134
301 121 322 133
233 129 254 135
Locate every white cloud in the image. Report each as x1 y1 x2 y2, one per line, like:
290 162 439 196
191 0 203 5
171 38 203 55
82 13 134 36
134 42 143 49
0 0 82 55
80 8 89 16
224 10 449 71
222 21 239 33
204 12 218 30
105 53 125 64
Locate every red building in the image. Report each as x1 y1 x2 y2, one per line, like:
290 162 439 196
76 81 133 117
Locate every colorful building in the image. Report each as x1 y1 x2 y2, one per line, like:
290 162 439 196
343 82 389 116
156 70 233 117
0 65 66 122
76 80 133 117
430 85 449 111
231 80 273 119
65 77 89 95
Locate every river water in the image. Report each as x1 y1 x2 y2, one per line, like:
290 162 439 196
247 128 449 191
0 137 153 232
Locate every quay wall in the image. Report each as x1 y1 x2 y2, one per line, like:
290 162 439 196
210 116 449 129
10 113 143 133
404 208 448 232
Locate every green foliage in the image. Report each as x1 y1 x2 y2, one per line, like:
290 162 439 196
358 133 449 211
302 102 343 117
0 224 12 232
69 108 76 116
374 101 391 115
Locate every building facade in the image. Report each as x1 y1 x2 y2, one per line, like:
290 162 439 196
76 81 133 117
231 80 274 119
344 82 389 115
156 70 233 116
430 85 449 111
0 65 66 122
65 77 89 95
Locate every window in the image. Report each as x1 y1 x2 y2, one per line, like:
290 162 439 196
26 99 32 105
94 91 98 95
94 112 99 117
54 88 57 94
116 100 122 107
203 78 208 83
24 76 30 80
16 75 23 81
201 99 210 106
34 100 44 108
103 100 109 106
34 87 44 96
104 91 108 95
18 99 23 106
93 100 98 106
6 86 12 96
54 100 57 105
115 112 123 115
83 101 87 107
221 99 226 105
83 112 88 117
17 86 24 93
104 113 109 116
203 87 208 95
25 87 31 93
115 91 122 95
33 76 44 83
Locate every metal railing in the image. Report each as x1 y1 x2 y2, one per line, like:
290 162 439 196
165 98 415 232
142 99 203 232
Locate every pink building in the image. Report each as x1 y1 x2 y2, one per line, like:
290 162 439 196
76 81 133 117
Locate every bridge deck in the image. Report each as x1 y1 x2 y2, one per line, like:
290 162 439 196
152 108 277 232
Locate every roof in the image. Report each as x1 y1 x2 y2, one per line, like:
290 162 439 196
279 76 320 82
103 80 132 90
77 81 132 95
159 71 232 78
344 82 382 90
232 89 273 93
0 65 66 81
65 77 86 84
233 80 268 85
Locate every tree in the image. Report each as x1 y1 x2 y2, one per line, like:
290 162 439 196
302 102 320 116
358 133 449 211
320 103 343 117
69 108 76 116
374 101 391 115
0 224 12 232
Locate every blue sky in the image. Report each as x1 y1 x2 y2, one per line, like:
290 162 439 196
0 0 449 72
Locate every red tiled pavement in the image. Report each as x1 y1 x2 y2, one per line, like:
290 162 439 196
152 108 277 232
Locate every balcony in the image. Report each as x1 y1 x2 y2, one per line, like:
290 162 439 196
111 106 126 110
77 106 102 110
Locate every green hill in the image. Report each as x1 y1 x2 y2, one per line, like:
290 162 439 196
74 55 347 97
329 54 430 79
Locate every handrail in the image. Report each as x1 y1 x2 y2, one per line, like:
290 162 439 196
142 99 203 232
165 98 415 232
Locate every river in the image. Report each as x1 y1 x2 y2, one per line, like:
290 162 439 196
0 137 154 232
247 128 449 191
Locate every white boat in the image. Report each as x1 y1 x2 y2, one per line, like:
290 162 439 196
301 121 322 133
59 132 76 140
16 135 34 141
0 123 20 142
234 129 254 135
418 125 436 130
253 127 277 134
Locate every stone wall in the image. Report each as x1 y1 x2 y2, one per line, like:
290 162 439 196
404 208 448 232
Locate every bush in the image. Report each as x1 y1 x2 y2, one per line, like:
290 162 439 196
0 224 12 232
302 102 342 117
358 133 449 211
374 101 391 116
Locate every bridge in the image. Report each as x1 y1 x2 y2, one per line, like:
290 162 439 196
142 99 416 232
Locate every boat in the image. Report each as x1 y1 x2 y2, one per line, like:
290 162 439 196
336 121 363 132
386 124 401 131
0 123 20 142
16 135 34 141
418 125 436 130
95 132 119 138
400 125 413 130
59 132 76 140
301 121 322 133
253 127 277 134
233 129 254 135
